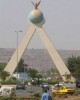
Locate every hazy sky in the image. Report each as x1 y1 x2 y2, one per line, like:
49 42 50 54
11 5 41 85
0 0 80 50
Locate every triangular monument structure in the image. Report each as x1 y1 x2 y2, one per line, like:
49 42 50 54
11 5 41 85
4 1 75 81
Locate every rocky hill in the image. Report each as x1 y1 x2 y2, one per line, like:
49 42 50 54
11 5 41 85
0 48 80 71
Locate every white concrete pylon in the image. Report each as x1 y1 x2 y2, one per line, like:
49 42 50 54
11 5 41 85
4 26 36 75
36 27 74 81
4 20 75 82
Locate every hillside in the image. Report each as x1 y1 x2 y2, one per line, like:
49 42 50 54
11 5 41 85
0 48 80 71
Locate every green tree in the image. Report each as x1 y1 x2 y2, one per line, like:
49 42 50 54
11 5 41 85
62 72 72 82
67 56 80 78
45 68 59 79
36 73 43 81
15 59 28 72
0 63 6 72
72 64 80 78
0 71 10 81
27 68 38 79
67 56 77 72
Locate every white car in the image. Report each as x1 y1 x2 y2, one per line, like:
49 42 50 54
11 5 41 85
54 82 64 87
51 82 64 90
64 82 76 88
40 83 49 90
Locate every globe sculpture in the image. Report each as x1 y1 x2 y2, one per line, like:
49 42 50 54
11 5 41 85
28 9 44 24
4 1 75 82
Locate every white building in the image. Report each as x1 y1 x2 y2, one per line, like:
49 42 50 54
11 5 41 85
12 72 28 80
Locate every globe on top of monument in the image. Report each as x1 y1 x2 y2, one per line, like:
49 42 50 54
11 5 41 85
28 9 44 24
28 1 44 24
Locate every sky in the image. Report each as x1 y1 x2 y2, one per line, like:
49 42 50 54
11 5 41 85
0 0 80 50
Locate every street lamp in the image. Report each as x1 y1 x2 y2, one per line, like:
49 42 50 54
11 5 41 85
15 30 22 79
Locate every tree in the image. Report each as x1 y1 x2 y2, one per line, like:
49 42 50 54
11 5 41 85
67 56 77 72
15 59 28 72
67 56 80 79
0 63 6 72
36 73 43 85
36 73 43 80
72 64 80 78
0 71 10 81
27 68 38 79
45 68 59 79
62 72 72 82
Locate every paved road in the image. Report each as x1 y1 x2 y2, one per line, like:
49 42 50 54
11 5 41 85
2 85 51 97
16 86 42 97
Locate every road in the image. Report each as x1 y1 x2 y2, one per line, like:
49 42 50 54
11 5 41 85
16 86 42 97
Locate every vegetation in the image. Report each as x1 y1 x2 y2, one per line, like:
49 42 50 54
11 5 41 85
27 68 38 79
0 96 37 100
31 91 41 100
0 56 80 82
26 67 42 80
0 70 10 81
0 63 6 71
46 68 59 76
62 72 72 82
0 63 10 81
36 73 43 82
67 56 80 79
0 80 20 85
15 58 28 72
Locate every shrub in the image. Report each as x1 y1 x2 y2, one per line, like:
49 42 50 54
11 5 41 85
40 80 59 85
32 91 41 98
0 80 17 85
77 88 80 94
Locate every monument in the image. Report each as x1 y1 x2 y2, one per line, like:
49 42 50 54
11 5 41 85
4 1 74 81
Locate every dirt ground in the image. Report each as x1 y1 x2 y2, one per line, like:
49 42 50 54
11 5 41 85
53 95 80 100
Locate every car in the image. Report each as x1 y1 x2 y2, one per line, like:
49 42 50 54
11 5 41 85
40 83 49 90
64 82 76 88
52 86 76 95
16 83 26 90
54 82 64 87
